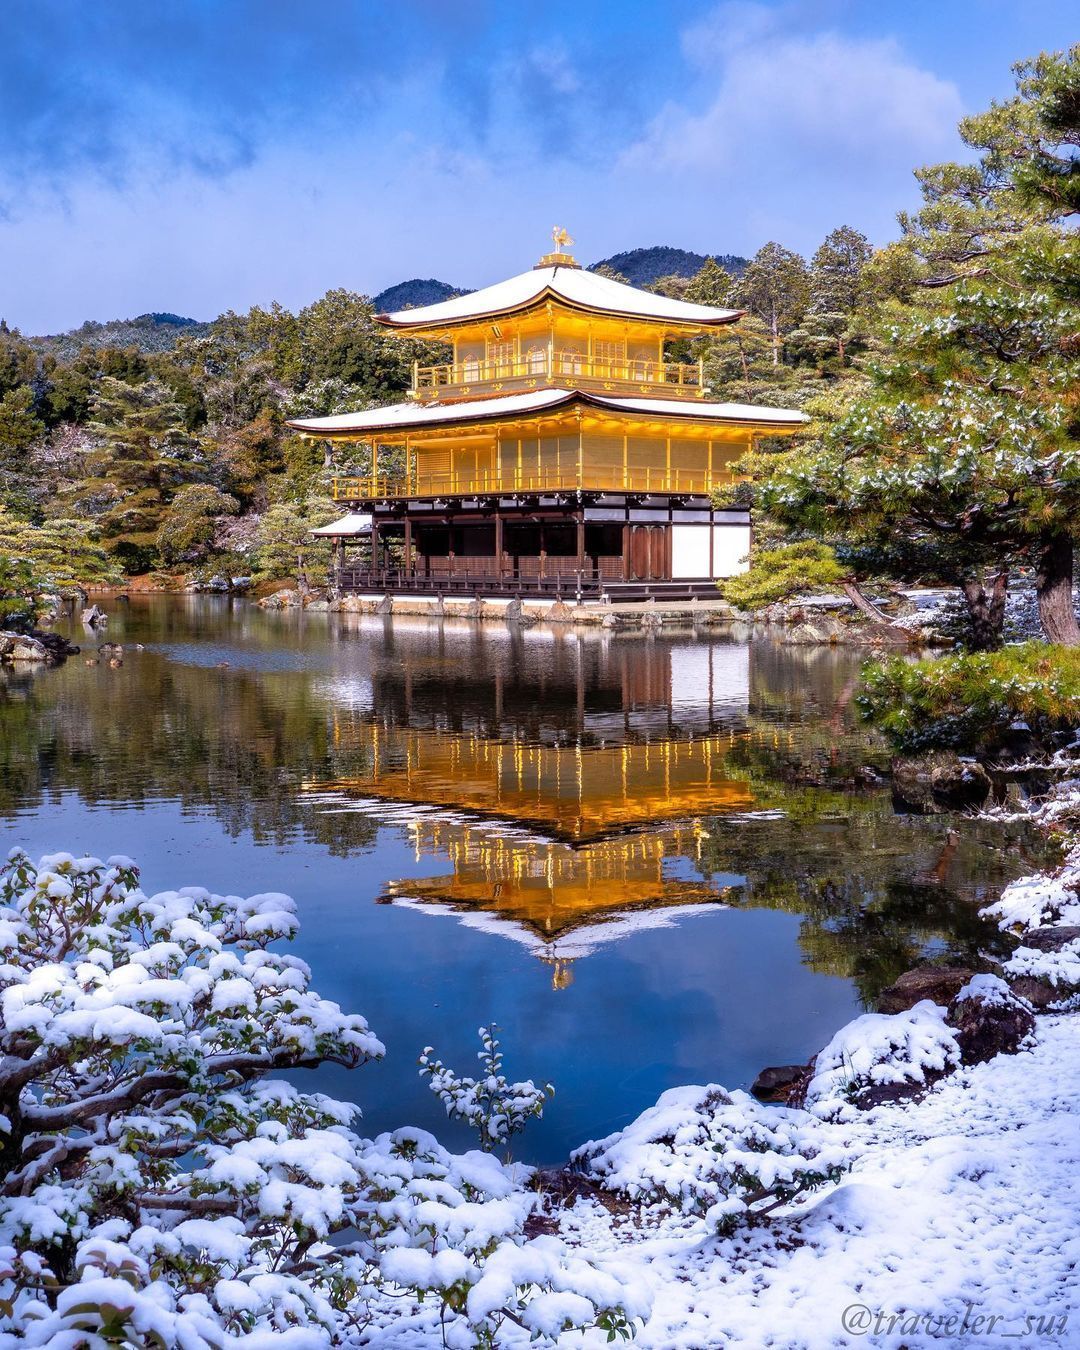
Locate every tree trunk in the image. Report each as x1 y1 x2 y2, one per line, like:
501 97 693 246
960 571 1009 650
841 579 892 624
1035 532 1080 646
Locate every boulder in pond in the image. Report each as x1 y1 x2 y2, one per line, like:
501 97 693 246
257 589 301 610
876 964 976 1014
891 752 992 814
545 600 573 623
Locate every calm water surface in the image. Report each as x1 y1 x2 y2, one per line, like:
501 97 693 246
0 598 1049 1161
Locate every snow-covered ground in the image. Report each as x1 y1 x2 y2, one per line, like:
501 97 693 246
558 1014 1079 1348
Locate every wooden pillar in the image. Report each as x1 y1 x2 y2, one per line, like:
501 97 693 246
494 511 504 581
621 521 630 583
575 511 585 603
404 517 413 580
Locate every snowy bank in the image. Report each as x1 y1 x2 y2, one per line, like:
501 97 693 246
535 779 1080 1349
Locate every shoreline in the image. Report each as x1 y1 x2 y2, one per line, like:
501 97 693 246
521 775 1080 1348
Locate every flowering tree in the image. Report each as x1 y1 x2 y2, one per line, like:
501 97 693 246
0 850 644 1346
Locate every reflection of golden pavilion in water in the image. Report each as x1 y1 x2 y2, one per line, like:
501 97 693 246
306 726 754 986
303 632 769 986
309 727 752 840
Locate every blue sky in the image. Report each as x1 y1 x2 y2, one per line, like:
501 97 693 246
1 0 1076 333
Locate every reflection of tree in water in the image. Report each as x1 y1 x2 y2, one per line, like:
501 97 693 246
0 657 379 856
694 804 1052 1006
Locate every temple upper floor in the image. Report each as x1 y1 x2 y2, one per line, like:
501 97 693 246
376 238 742 405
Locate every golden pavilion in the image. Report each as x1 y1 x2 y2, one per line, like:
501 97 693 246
289 231 808 600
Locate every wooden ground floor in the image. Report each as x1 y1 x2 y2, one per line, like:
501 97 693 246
331 494 750 601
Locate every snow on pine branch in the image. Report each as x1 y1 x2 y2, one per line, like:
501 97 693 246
0 849 645 1347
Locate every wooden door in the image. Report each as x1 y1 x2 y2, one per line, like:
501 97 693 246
629 525 669 581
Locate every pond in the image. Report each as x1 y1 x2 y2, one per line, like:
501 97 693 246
0 597 1050 1162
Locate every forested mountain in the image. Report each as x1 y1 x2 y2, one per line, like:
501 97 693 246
17 248 749 360
371 279 467 312
30 313 212 360
589 246 748 285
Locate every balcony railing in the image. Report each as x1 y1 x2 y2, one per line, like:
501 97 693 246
412 351 704 399
332 464 732 501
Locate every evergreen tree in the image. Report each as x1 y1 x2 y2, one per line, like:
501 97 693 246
156 483 239 566
85 377 207 571
733 243 810 365
763 47 1080 648
684 257 735 307
800 226 872 365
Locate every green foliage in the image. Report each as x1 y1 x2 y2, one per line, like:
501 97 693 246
720 542 845 611
733 242 811 365
156 484 239 566
792 226 873 369
0 386 44 461
684 256 735 307
760 47 1080 649
0 554 43 632
251 499 336 585
858 642 1080 751
0 507 121 590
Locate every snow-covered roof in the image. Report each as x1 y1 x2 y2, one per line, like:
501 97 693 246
310 512 372 537
379 265 742 330
287 389 808 438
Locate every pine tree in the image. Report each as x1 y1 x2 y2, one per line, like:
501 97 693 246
684 257 735 307
85 377 207 571
801 226 872 365
763 47 1080 649
733 243 810 365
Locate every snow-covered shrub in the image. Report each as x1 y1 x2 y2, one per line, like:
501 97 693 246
857 643 1080 751
0 850 644 1347
983 868 1080 933
1003 936 1080 1001
420 1025 554 1156
574 1086 849 1236
803 1000 960 1120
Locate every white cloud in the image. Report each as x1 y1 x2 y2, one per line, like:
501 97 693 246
623 3 964 174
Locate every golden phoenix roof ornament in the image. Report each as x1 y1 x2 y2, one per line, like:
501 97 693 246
536 226 579 270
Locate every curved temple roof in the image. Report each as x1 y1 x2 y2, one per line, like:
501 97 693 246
377 264 742 331
288 388 808 437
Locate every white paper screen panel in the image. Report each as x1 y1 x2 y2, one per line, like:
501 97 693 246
712 524 750 578
671 525 711 578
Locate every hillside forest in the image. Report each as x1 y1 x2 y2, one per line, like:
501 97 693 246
0 45 1077 655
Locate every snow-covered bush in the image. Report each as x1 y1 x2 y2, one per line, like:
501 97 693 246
1003 937 1080 1001
420 1025 554 1157
0 850 645 1346
983 866 1080 933
802 1000 960 1120
574 1086 849 1236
